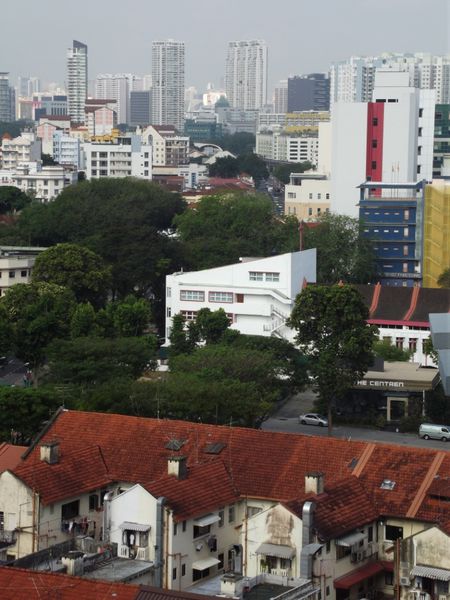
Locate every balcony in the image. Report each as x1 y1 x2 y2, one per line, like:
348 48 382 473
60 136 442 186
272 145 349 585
118 544 149 561
0 530 16 548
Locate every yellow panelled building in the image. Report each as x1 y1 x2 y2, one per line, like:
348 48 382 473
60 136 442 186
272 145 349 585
423 181 450 287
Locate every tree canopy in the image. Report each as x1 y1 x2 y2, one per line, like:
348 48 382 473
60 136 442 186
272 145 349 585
288 284 377 430
32 243 112 307
373 339 412 362
272 162 314 184
208 156 240 178
303 212 378 284
174 192 299 270
0 186 32 214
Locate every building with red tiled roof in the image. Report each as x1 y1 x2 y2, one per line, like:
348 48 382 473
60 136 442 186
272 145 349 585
0 443 26 474
2 409 450 599
0 566 138 600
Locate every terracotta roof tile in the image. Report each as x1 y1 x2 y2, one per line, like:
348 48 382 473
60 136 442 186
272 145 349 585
0 566 138 600
0 443 26 473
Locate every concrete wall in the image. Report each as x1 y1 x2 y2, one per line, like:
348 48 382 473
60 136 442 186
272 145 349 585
0 471 35 559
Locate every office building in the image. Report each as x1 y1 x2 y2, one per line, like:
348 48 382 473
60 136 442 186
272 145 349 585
331 70 435 217
273 80 288 113
129 90 152 126
287 74 330 112
66 40 88 124
225 40 268 110
95 74 135 124
256 129 318 165
151 40 185 131
359 181 426 286
0 73 15 122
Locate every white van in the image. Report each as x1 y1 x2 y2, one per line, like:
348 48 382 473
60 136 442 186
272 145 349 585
419 423 450 442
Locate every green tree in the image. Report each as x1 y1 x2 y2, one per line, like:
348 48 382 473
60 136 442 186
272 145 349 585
168 313 197 357
237 153 269 182
208 156 240 178
1 282 76 369
303 212 378 284
423 337 439 365
0 303 13 355
0 186 32 214
438 268 450 288
174 192 299 270
288 284 378 432
0 387 64 443
46 335 157 387
195 308 230 344
32 243 112 307
41 153 58 166
70 302 97 338
373 339 412 362
105 295 152 337
272 162 313 185
218 132 255 156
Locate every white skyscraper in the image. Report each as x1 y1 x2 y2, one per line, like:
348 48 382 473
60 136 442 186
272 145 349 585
66 40 88 123
225 40 268 110
151 40 185 131
95 74 135 124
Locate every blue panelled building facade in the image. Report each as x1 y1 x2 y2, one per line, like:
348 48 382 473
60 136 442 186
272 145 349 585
359 181 426 287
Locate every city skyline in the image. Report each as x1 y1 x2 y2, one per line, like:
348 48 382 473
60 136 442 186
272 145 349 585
2 0 449 93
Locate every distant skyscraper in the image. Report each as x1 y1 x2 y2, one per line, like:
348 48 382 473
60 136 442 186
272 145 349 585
66 40 88 123
96 74 133 124
0 73 15 122
151 40 185 131
225 40 268 110
273 80 288 113
287 74 330 112
129 90 152 126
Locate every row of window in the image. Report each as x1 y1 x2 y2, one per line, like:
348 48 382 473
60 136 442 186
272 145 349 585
0 270 28 279
364 227 411 237
179 290 247 303
363 210 411 220
287 192 330 200
249 271 280 282
180 310 234 323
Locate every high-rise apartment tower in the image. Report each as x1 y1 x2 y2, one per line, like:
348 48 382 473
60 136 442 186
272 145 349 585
151 40 185 131
225 40 268 110
66 40 88 124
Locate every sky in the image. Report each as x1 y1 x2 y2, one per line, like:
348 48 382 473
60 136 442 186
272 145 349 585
2 0 450 94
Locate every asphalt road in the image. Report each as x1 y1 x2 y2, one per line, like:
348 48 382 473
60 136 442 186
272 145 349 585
261 391 450 451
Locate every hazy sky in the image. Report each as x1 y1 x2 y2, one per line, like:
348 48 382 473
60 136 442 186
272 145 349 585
2 0 449 93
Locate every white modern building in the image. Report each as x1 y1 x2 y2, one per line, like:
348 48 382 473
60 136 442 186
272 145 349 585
82 135 152 180
285 174 331 220
95 73 136 124
0 246 47 297
330 53 450 106
165 250 317 342
256 128 318 165
0 132 41 170
151 40 185 131
0 163 77 202
331 70 435 217
52 130 81 168
225 40 268 110
66 40 88 124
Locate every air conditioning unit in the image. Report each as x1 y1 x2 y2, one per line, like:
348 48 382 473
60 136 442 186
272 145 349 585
400 576 410 586
196 543 203 552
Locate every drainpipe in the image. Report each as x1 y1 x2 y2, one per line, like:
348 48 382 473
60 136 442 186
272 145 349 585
102 492 114 543
300 501 315 580
155 497 166 588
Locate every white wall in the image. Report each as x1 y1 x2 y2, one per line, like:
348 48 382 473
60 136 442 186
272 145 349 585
331 102 367 217
0 471 35 559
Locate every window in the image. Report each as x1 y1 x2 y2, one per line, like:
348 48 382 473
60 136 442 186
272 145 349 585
218 553 224 569
0 511 3 532
417 165 421 174
249 272 263 281
9 271 15 278
89 494 99 511
371 161 377 170
326 193 330 200
403 245 409 256
308 193 313 199
21 270 27 277
385 525 403 541
228 505 235 523
371 139 378 149
372 117 378 126
395 337 404 349
166 287 171 298
236 293 244 303
180 290 205 301
218 509 224 527
174 522 178 536
317 208 321 214
209 291 233 303
404 227 409 237
61 499 80 520
265 272 280 282
180 310 197 321
287 192 296 199
166 307 171 317
247 506 262 518
193 524 211 538
385 572 394 586
173 567 177 580
317 193 321 200
308 208 313 216
326 540 331 553
409 338 418 352
336 545 351 560
418 127 423 137
368 526 373 543
419 108 424 118
182 564 186 577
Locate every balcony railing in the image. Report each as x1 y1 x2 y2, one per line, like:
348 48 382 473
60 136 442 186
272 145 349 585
0 530 16 546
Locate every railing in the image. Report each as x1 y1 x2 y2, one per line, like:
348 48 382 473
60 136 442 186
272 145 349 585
136 546 150 561
0 530 16 546
119 545 129 558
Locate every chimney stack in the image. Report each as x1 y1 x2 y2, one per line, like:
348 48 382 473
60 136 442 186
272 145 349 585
305 471 324 495
168 455 187 480
40 441 60 464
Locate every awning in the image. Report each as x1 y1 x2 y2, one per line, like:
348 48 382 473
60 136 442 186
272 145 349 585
256 543 296 559
119 521 151 532
192 557 221 571
194 514 220 527
411 565 450 582
335 532 366 547
301 543 323 556
334 562 385 590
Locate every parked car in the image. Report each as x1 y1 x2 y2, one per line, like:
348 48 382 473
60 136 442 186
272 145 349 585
419 423 450 441
299 413 328 427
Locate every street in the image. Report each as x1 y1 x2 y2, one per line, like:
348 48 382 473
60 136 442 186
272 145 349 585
262 390 450 451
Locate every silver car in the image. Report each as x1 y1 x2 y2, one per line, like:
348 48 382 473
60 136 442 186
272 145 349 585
299 413 328 427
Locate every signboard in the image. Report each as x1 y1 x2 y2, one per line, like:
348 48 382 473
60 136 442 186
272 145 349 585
357 380 405 389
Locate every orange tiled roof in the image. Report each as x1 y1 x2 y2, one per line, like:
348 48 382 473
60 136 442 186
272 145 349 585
0 566 138 600
9 410 450 529
0 443 26 473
